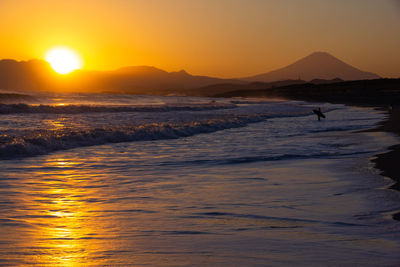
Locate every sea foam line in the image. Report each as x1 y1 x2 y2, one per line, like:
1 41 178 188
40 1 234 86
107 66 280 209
0 115 268 160
0 102 235 114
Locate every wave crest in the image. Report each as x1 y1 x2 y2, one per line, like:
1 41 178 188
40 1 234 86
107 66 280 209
0 102 235 114
0 116 265 159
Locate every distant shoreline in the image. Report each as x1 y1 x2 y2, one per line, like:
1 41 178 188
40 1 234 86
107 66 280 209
213 78 400 106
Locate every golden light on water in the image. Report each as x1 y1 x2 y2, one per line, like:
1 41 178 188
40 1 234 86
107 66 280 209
24 157 104 265
45 47 83 74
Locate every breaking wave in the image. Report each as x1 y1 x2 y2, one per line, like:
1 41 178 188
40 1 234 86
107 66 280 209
0 96 324 160
0 115 267 159
0 102 235 114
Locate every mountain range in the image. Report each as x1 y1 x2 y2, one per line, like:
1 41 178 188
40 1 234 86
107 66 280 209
0 60 241 94
0 52 381 95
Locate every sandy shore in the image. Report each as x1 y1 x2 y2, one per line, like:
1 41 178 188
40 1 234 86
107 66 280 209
215 79 400 220
370 108 400 220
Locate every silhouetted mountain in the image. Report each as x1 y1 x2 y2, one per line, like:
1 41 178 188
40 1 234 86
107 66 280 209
0 59 242 94
243 52 380 82
0 59 54 91
0 53 381 95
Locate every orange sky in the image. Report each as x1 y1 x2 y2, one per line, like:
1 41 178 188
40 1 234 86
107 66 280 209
1 0 399 78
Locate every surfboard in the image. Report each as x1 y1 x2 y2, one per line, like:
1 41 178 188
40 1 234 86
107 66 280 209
313 109 325 118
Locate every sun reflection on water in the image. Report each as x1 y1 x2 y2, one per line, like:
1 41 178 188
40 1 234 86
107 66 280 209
19 157 107 265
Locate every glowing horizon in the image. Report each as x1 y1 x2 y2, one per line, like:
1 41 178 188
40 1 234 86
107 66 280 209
1 0 400 78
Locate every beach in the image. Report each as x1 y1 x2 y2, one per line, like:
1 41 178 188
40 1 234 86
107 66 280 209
0 94 399 265
215 80 400 218
371 108 400 220
1 0 399 265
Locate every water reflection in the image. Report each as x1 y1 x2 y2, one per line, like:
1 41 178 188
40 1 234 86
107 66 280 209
0 156 113 265
45 118 66 130
23 157 94 265
0 125 399 265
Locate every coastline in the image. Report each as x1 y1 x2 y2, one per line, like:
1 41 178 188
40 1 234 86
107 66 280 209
370 108 400 220
217 84 400 220
1 103 400 265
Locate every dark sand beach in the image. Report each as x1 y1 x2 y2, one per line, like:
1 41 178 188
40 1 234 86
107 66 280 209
371 108 400 216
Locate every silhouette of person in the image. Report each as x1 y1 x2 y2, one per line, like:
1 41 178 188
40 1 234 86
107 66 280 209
313 107 325 121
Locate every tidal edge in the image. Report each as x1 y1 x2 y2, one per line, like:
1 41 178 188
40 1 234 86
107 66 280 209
369 108 400 221
214 79 400 221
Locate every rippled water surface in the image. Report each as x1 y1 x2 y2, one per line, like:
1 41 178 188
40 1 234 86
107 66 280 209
0 95 399 266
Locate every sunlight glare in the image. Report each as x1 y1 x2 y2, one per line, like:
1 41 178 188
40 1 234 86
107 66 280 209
45 47 83 74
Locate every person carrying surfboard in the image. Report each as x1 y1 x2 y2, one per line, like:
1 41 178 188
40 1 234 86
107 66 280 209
313 107 325 121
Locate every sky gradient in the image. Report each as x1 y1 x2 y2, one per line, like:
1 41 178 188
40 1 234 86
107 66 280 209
1 0 399 78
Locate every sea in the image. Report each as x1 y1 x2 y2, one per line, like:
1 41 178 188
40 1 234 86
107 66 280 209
0 93 399 266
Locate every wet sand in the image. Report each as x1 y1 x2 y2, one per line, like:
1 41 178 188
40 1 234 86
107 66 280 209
215 80 400 220
370 108 400 220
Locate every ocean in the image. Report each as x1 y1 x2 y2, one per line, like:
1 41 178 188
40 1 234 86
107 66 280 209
0 93 399 266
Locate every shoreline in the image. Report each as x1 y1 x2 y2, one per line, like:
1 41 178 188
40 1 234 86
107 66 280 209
369 108 400 220
219 89 400 221
214 82 400 220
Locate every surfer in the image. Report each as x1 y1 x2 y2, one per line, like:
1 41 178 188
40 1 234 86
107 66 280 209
313 107 325 121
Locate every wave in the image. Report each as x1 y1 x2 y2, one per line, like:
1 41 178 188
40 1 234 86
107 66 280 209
309 126 365 133
0 93 37 103
157 151 372 167
191 212 367 227
0 115 267 160
230 100 280 104
0 102 236 114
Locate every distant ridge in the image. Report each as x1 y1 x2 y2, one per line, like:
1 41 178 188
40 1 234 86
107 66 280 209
0 52 381 94
0 59 242 93
243 52 380 82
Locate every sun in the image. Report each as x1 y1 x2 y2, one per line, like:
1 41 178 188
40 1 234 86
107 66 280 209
45 47 83 74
